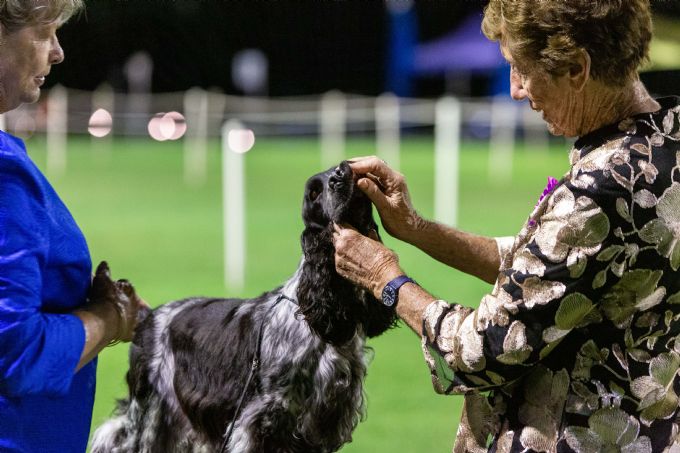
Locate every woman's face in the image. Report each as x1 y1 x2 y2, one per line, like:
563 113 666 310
501 42 582 137
0 21 64 113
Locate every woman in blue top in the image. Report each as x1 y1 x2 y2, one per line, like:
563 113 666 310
0 1 146 451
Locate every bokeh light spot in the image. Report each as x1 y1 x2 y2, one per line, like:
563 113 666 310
88 108 113 138
227 129 255 154
148 113 167 141
163 111 186 140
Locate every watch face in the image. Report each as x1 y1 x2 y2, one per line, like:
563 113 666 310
382 285 396 307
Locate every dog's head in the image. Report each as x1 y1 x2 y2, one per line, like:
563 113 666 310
301 160 376 235
297 161 398 346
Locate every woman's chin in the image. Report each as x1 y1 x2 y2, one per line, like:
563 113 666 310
545 121 577 138
546 122 564 137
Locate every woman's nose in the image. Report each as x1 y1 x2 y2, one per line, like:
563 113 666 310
49 36 64 65
510 69 526 101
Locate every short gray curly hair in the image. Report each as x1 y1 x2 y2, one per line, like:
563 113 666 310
0 0 84 31
482 0 653 86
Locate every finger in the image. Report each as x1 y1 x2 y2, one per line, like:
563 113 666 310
332 222 359 235
331 223 346 248
357 178 391 213
348 156 392 180
95 261 111 278
335 222 357 233
368 229 380 242
363 172 386 191
116 279 136 297
346 155 376 164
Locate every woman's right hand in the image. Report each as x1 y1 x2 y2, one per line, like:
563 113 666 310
348 156 425 243
88 261 147 343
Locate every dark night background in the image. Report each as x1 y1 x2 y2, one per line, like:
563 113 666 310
51 0 680 97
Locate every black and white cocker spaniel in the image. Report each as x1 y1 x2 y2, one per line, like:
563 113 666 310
91 161 398 453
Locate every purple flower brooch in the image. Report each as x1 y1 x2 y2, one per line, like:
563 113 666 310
528 176 559 227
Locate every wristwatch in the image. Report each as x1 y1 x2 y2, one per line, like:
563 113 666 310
381 275 416 308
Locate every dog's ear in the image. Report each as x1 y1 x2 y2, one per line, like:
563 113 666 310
297 228 360 346
360 290 398 338
368 221 381 244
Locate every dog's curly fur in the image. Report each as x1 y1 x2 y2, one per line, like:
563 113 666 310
91 161 397 453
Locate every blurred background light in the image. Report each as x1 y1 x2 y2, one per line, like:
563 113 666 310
147 113 168 141
227 128 255 154
88 108 113 138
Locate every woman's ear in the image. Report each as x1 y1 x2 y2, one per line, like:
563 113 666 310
568 48 591 92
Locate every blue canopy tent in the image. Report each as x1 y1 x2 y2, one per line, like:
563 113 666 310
411 13 509 96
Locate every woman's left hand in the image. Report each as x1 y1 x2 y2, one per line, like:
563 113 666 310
88 261 148 342
332 223 403 299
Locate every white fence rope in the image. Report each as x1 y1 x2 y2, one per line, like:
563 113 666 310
31 87 552 140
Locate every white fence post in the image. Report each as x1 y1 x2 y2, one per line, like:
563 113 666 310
434 96 461 227
375 92 401 171
222 119 248 291
489 96 516 183
91 83 114 159
46 85 68 176
184 88 209 186
319 90 346 169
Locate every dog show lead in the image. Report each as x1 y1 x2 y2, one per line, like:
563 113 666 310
333 1 680 452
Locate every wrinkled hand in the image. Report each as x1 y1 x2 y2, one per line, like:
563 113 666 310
333 223 403 299
348 156 424 242
88 261 147 342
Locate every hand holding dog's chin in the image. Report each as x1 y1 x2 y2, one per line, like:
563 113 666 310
332 223 403 299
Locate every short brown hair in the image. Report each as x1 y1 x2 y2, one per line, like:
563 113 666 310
0 0 84 32
482 0 653 86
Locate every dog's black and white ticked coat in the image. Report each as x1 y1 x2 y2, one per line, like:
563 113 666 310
91 161 397 453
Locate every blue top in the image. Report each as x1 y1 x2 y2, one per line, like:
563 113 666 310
0 131 94 453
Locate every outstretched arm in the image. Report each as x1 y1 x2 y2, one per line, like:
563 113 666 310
406 220 502 285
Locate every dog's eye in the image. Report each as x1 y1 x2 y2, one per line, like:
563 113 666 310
309 190 319 201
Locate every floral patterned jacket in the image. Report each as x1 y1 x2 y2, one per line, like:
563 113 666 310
422 97 680 453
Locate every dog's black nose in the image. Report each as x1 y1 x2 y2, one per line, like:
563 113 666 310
328 165 346 190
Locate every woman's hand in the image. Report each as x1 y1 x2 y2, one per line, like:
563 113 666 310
333 223 403 300
74 261 148 370
88 261 147 343
348 156 425 243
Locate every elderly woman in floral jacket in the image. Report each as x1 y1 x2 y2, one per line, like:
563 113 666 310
333 0 680 452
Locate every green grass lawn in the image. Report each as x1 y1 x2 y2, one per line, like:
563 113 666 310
27 134 571 452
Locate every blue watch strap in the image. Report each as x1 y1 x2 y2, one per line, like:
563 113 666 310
381 275 416 307
389 275 415 290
